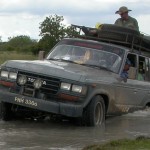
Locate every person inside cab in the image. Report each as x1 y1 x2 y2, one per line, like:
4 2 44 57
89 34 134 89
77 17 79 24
74 49 93 64
120 58 131 79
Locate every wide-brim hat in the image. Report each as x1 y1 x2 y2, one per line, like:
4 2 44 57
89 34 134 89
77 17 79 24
115 6 132 15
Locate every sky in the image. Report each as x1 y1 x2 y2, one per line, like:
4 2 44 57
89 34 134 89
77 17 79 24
0 0 150 41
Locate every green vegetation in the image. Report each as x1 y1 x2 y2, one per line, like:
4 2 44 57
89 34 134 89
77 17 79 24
82 136 150 150
0 35 38 54
0 14 79 56
38 14 79 54
0 51 37 65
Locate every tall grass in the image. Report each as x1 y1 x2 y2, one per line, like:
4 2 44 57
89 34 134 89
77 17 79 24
82 136 150 150
0 51 38 65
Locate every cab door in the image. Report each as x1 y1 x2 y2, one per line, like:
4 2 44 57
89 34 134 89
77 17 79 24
115 53 150 107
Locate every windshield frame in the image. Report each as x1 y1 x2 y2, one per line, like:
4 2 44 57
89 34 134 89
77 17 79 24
46 39 125 73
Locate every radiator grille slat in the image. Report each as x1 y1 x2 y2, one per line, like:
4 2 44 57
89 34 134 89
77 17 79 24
18 71 60 95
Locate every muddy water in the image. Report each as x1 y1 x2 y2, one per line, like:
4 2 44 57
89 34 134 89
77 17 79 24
0 109 150 150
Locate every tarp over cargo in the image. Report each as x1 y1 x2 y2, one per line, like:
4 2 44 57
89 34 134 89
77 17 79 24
71 24 150 53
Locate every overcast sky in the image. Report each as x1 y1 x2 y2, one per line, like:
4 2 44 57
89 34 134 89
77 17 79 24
0 0 150 41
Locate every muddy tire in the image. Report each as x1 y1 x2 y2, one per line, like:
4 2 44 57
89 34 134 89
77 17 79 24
0 102 13 121
83 95 105 126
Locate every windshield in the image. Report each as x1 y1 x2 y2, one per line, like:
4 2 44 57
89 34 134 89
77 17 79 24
47 41 124 73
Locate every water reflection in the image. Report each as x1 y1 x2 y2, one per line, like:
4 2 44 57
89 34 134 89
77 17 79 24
0 109 150 150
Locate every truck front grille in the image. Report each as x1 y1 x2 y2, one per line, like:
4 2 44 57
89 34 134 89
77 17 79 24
17 71 60 96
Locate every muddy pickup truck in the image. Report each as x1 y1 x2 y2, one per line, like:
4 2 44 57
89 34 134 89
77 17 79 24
0 24 150 126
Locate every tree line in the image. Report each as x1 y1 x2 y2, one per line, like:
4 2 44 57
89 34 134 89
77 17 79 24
0 14 79 55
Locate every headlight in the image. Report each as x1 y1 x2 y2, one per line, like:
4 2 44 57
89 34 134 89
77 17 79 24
60 82 71 91
9 72 17 80
72 85 82 93
33 79 42 89
72 85 87 95
0 70 9 78
17 75 27 85
0 69 18 80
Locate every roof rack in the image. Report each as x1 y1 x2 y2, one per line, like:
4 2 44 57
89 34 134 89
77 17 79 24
71 24 150 53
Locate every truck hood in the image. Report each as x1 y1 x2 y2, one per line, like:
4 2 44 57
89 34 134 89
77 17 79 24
4 60 117 82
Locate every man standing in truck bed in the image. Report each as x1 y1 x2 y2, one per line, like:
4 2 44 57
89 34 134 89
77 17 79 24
115 6 139 31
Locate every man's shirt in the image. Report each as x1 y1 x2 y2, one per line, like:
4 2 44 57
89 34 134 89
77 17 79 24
115 16 139 31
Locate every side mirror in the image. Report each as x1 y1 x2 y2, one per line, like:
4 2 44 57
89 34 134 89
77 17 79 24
38 51 45 60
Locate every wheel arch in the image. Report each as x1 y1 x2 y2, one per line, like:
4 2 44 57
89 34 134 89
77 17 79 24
82 93 109 126
84 93 109 114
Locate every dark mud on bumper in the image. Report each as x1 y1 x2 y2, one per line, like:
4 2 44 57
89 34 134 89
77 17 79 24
0 90 83 117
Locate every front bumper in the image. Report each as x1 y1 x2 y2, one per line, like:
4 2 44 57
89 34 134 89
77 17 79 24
0 89 83 117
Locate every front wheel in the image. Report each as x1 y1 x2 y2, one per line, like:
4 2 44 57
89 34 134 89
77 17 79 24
83 95 105 126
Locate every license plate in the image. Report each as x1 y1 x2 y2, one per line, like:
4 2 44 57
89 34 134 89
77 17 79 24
14 96 38 107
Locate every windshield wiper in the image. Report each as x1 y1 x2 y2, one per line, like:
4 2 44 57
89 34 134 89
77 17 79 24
48 58 79 64
81 63 99 68
81 64 113 72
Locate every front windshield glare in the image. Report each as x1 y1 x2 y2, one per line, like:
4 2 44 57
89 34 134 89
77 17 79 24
47 44 123 73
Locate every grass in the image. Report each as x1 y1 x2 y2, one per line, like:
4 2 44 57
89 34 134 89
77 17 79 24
82 136 150 150
0 51 38 64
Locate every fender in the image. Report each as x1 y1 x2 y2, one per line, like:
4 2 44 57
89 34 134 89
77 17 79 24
83 88 111 109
